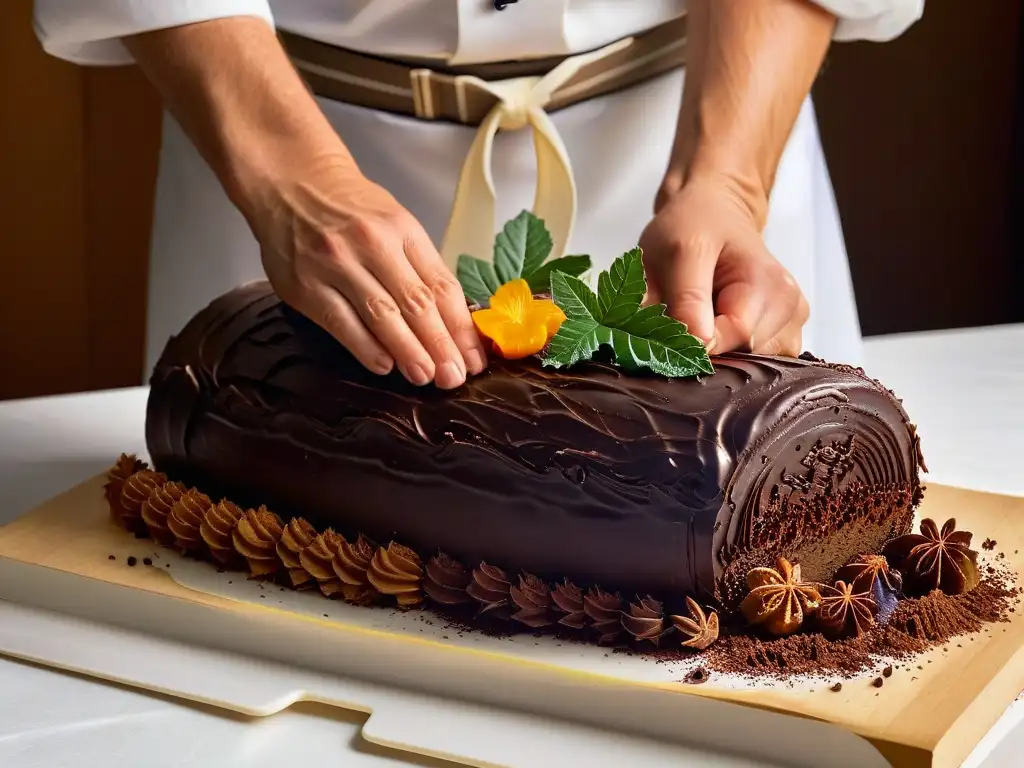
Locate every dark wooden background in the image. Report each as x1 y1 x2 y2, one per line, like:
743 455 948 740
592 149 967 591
813 0 1024 336
1 0 1021 400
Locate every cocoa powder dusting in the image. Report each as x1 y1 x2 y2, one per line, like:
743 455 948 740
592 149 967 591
706 575 1018 678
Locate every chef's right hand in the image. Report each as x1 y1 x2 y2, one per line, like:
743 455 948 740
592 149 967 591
248 155 487 390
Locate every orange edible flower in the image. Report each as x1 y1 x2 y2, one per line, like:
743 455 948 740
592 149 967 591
472 279 566 359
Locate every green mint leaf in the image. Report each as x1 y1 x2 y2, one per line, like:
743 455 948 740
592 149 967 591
525 254 591 294
541 318 601 369
545 249 714 378
610 310 715 377
596 247 646 326
550 270 600 322
494 210 553 284
456 255 500 306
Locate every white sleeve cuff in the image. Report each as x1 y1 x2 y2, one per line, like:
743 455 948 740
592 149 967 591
812 0 925 42
34 0 276 66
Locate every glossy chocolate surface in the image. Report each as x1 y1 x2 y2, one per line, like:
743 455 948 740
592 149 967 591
146 282 921 603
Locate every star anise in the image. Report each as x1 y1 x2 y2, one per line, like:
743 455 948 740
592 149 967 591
815 580 877 639
739 557 821 636
882 518 980 596
835 553 902 623
835 553 902 595
670 596 720 650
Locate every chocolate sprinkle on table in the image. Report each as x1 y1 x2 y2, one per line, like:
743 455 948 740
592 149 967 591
704 573 1017 679
143 557 152 566
126 556 137 567
872 677 884 688
882 665 893 678
830 682 843 692
107 555 115 560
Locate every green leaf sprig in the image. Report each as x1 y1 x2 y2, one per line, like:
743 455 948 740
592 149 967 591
456 211 592 306
543 248 714 378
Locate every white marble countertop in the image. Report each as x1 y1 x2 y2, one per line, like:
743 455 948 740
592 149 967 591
1 323 1022 767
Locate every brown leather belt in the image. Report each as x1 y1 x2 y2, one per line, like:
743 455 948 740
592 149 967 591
279 18 687 126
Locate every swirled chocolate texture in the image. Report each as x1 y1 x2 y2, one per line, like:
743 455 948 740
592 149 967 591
146 282 921 609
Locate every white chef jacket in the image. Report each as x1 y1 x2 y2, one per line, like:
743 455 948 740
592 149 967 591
33 1 925 373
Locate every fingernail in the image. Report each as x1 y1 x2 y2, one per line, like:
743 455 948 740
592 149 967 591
404 363 431 386
464 348 486 375
374 356 394 375
704 337 717 355
436 360 465 390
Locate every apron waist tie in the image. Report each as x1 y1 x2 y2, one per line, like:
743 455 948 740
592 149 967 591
280 21 688 269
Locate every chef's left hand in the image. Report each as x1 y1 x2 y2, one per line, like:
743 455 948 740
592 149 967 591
638 175 809 357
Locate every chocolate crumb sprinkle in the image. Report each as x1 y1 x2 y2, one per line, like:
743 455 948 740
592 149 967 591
143 557 152 566
882 665 893 678
126 556 137 567
830 682 843 692
872 677 884 688
107 555 115 561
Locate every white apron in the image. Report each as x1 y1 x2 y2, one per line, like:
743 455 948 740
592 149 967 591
145 57 863 375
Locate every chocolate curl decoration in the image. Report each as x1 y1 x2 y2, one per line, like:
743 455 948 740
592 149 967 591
583 586 624 645
200 500 246 569
550 579 589 631
141 480 186 545
104 453 147 512
883 518 981 596
232 506 284 578
510 573 558 629
670 597 720 650
167 488 212 553
300 530 346 598
277 518 317 589
118 470 168 534
467 563 513 620
621 596 669 646
423 552 472 606
367 542 424 608
332 533 381 605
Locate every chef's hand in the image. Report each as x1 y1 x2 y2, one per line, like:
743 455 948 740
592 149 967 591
639 176 809 357
250 156 487 389
122 17 485 390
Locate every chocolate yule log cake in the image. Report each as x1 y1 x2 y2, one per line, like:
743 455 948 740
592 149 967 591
108 212 1021 665
142 217 922 613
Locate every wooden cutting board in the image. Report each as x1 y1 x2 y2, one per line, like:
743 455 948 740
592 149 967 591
1 475 1023 768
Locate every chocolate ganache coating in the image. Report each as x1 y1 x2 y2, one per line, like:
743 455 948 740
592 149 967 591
146 282 922 607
